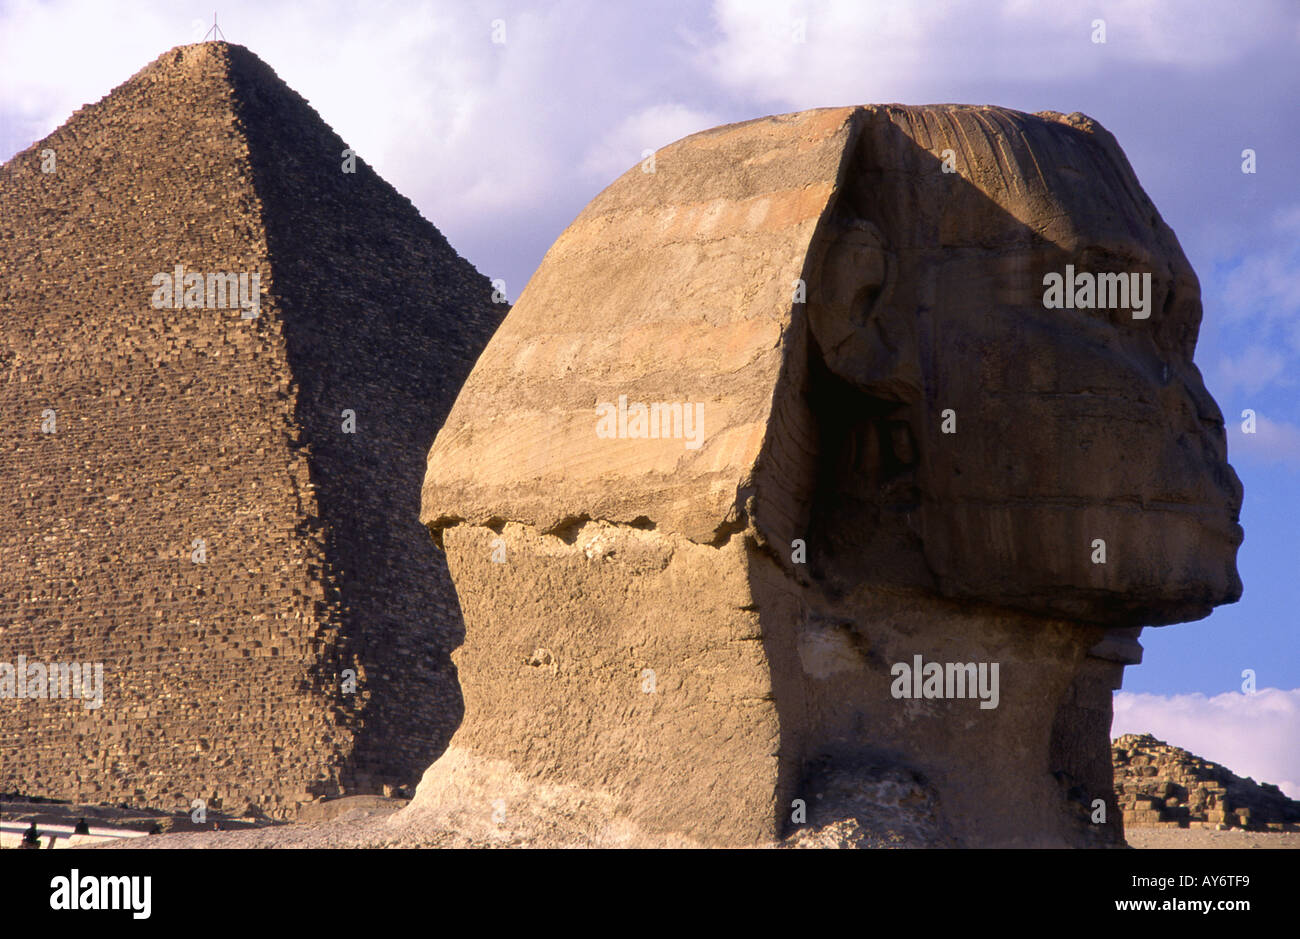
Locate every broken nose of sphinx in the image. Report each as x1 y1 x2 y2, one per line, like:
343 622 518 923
1176 375 1243 524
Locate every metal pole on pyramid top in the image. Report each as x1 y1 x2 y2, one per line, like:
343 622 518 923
203 13 227 42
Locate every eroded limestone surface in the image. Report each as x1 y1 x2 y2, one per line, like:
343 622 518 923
409 105 1242 847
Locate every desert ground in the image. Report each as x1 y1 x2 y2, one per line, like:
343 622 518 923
1123 828 1300 849
6 795 1295 849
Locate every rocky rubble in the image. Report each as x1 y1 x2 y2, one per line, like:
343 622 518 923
1114 734 1300 831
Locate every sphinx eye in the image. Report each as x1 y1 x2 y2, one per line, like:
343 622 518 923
852 281 884 325
1062 245 1157 325
1078 245 1149 275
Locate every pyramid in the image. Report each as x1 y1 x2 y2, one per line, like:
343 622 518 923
0 42 503 816
1113 734 1300 831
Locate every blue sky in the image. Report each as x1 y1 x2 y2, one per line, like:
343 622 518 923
2 0 1297 792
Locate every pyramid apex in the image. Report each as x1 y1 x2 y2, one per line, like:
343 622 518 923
148 39 240 64
115 40 284 98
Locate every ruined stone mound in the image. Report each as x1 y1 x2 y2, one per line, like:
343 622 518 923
0 42 503 816
406 105 1241 847
1114 734 1300 831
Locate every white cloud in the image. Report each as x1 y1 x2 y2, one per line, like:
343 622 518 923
699 0 1284 110
0 0 181 145
0 0 706 287
1213 345 1290 397
1214 206 1300 344
0 1 510 213
1112 687 1300 799
4 0 1298 324
1273 204 1300 236
579 103 723 183
1218 250 1300 329
1227 413 1300 467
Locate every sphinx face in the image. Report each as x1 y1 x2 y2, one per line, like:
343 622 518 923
806 108 1242 626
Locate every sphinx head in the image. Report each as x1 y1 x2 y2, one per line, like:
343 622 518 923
417 104 1243 846
800 106 1242 627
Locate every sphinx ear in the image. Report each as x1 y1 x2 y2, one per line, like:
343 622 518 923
806 217 919 403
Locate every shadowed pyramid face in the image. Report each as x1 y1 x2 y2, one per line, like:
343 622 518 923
806 107 1242 626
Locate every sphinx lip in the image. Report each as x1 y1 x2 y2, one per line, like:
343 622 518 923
1209 520 1245 548
1156 506 1243 548
1142 500 1243 546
